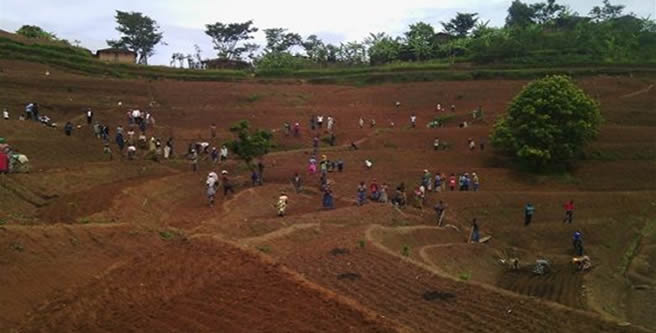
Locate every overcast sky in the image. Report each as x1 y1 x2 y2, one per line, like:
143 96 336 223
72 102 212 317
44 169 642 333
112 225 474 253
1 0 654 65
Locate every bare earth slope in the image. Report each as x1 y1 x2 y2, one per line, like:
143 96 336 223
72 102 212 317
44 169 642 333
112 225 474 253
1 59 654 332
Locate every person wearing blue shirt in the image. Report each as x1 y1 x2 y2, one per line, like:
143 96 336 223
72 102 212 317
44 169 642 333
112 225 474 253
524 203 535 226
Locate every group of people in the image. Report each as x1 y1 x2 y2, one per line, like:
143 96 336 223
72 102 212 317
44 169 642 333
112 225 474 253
283 114 337 138
205 170 234 206
308 154 344 175
523 200 585 256
356 179 391 205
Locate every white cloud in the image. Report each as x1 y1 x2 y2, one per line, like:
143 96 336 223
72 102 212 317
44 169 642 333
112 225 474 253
1 0 654 65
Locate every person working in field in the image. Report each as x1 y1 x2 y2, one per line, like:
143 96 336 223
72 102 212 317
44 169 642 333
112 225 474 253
221 170 234 197
206 172 219 206
470 218 480 243
189 149 198 172
292 172 302 193
323 188 335 209
524 203 535 226
357 181 367 206
86 108 93 125
276 192 289 217
127 145 136 160
220 144 228 162
563 200 575 224
434 200 447 225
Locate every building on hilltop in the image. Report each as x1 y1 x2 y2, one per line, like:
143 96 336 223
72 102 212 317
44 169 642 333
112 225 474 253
95 48 137 64
202 58 251 70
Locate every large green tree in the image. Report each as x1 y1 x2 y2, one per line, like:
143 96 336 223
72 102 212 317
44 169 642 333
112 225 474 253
228 120 274 169
531 0 567 25
107 10 163 65
442 13 479 37
302 35 326 62
491 75 601 169
263 28 302 53
204 21 258 60
505 0 536 27
404 22 437 61
364 32 401 65
589 0 625 22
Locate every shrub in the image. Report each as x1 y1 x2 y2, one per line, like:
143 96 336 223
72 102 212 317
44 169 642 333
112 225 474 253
402 245 410 256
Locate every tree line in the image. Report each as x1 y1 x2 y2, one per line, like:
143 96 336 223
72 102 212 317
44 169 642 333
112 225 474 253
15 0 656 68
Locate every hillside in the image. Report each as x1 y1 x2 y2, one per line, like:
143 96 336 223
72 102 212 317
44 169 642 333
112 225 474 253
2 29 656 86
1 55 655 332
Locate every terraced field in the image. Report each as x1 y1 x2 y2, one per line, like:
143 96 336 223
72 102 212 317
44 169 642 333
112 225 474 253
1 58 655 332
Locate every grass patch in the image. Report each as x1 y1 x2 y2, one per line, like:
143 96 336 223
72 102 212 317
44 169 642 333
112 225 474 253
256 245 272 253
402 245 410 257
358 240 366 248
427 115 456 128
459 272 472 281
77 217 90 224
0 218 6 225
159 230 185 241
618 219 656 275
383 142 397 149
246 94 260 103
10 241 24 252
583 150 622 161
618 236 641 275
554 172 582 185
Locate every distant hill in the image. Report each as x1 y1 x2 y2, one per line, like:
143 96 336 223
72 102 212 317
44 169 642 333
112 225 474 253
1 28 656 85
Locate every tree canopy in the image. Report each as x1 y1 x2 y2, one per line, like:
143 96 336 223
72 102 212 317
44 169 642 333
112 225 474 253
490 75 602 170
228 121 274 168
205 21 258 60
365 32 401 65
589 0 626 22
442 13 479 37
404 22 437 61
263 28 303 53
107 10 163 65
16 25 57 40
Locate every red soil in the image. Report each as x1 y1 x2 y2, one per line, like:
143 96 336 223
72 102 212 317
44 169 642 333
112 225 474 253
1 59 654 332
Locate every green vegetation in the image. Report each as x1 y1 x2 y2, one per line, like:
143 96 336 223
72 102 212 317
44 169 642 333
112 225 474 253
245 94 260 103
0 37 247 81
618 232 642 275
158 230 185 241
10 241 24 252
228 120 274 169
5 0 656 84
358 240 366 248
208 0 656 71
159 231 175 240
107 11 164 65
402 245 410 257
16 25 58 41
459 272 472 280
427 114 456 128
491 75 602 170
256 245 272 253
205 20 258 60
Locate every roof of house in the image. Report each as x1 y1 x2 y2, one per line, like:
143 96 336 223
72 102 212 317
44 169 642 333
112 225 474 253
96 48 136 56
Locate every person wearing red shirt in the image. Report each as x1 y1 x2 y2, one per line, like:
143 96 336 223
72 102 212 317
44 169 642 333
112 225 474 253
370 179 379 201
563 200 575 224
0 151 8 174
448 174 457 191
